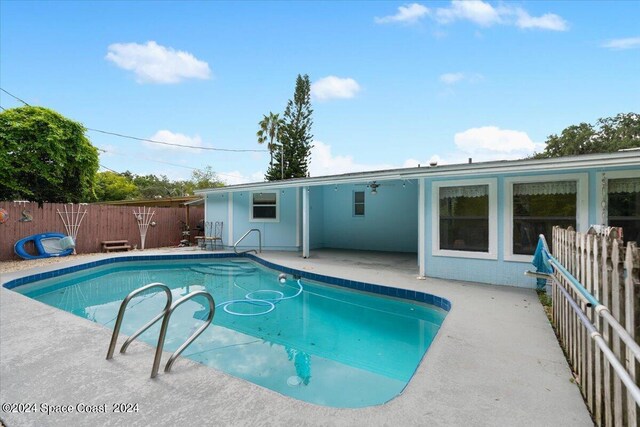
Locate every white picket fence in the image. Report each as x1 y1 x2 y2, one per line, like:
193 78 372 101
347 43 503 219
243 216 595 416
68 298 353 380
551 226 639 426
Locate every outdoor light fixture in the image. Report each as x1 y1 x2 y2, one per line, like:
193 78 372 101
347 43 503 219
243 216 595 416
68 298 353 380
369 181 380 195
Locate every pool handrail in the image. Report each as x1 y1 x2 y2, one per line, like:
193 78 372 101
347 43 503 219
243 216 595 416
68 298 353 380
234 228 262 255
106 282 173 360
151 290 216 378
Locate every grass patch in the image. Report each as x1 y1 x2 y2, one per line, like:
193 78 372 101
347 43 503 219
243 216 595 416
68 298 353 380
537 290 553 322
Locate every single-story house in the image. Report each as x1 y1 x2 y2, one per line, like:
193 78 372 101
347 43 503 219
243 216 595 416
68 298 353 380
195 151 640 288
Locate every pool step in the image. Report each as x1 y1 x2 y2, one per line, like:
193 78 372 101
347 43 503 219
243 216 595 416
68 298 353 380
190 263 258 275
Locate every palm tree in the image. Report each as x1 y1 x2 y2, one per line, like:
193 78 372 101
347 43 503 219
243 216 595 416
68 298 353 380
257 112 284 170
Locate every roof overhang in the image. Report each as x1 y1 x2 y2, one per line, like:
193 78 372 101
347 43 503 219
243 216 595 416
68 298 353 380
195 151 640 195
99 196 202 207
183 198 205 206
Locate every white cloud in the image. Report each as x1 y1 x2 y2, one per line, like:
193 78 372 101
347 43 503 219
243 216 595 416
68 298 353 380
440 72 465 84
601 37 640 50
219 170 264 186
309 129 542 178
436 0 501 27
311 76 361 101
309 141 395 176
106 41 211 84
453 126 544 160
513 9 568 31
402 156 442 168
439 72 483 85
432 1 567 31
374 3 430 24
220 128 544 184
146 130 204 151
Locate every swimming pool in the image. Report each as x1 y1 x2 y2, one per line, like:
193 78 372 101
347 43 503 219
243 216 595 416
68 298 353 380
6 255 449 408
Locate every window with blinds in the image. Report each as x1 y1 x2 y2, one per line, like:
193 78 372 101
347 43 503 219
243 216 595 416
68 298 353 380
512 181 577 255
439 184 489 252
608 177 640 244
251 192 278 220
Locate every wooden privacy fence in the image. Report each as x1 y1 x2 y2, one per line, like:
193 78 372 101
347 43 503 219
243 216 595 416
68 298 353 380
0 202 203 261
550 226 639 427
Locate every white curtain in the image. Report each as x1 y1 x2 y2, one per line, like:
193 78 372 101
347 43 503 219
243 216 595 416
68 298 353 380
513 181 576 196
609 177 640 194
439 184 488 199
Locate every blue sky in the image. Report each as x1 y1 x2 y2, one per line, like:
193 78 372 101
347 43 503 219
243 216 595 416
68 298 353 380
1 1 639 185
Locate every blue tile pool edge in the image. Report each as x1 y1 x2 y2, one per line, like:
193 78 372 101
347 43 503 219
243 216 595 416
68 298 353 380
245 254 452 312
1 253 452 312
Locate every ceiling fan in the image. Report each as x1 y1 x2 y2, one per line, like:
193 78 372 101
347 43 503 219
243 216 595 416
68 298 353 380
355 181 395 195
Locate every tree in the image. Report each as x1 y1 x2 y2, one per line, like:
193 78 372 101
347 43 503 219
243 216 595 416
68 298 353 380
534 112 640 158
186 166 225 192
132 173 178 199
92 167 225 202
257 112 285 174
264 74 314 181
0 106 99 204
94 171 138 201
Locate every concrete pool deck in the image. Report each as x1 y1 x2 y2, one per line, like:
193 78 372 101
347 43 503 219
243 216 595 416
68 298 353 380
0 249 592 426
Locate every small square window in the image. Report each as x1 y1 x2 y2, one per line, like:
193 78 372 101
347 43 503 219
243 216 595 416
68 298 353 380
354 191 365 216
251 192 278 220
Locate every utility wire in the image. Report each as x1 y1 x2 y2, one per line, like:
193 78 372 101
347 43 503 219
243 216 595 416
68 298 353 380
99 163 121 173
0 87 268 153
97 147 251 182
87 128 267 152
98 147 199 171
0 88 30 106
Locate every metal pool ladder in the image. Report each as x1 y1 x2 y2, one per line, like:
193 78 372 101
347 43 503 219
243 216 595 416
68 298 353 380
106 283 215 378
234 228 262 254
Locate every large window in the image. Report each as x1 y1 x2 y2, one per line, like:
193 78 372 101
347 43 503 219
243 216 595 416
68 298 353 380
433 179 497 259
608 177 640 244
512 181 577 255
251 192 278 221
354 191 365 216
439 185 489 252
505 174 587 262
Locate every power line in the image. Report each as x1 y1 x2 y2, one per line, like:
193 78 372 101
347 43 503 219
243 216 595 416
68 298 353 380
0 87 268 153
98 147 198 170
0 88 30 106
88 128 267 153
99 163 121 173
97 147 251 182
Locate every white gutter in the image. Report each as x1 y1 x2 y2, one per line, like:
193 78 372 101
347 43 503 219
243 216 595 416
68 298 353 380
196 151 640 195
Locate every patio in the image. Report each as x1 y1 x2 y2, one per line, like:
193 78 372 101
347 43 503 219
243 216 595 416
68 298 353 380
0 248 591 426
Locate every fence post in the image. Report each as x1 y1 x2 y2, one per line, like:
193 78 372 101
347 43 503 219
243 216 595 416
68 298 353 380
611 239 624 426
593 234 602 425
624 242 638 424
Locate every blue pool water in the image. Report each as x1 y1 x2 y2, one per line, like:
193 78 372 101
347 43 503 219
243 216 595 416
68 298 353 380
12 258 447 407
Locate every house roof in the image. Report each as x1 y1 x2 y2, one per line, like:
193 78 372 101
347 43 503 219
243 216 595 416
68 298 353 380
195 150 640 194
99 195 201 207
